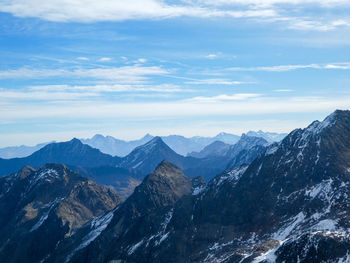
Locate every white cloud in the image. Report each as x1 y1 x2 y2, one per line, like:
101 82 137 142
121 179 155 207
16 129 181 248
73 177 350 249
0 0 277 22
190 0 350 7
228 62 350 72
205 54 218 59
0 90 98 101
2 95 350 121
274 89 294 92
185 78 249 85
286 18 350 31
77 57 89 61
136 58 147 63
29 83 193 93
1 0 349 32
0 65 169 83
185 93 262 102
98 57 112 62
0 83 194 103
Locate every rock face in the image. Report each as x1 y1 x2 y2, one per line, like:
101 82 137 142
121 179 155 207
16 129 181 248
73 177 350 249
54 161 203 263
0 164 121 263
53 109 350 263
225 134 269 169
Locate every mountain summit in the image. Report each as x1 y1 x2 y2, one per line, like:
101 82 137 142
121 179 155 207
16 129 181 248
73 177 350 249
117 137 186 174
0 139 120 177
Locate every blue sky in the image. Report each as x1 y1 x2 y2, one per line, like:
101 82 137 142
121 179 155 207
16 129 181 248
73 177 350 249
1 0 350 147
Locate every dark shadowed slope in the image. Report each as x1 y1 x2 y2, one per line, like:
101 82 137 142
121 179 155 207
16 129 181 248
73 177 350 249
0 164 121 263
0 138 121 177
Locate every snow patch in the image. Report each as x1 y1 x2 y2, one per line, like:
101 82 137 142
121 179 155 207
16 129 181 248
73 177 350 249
148 209 173 247
30 198 62 232
215 165 248 186
338 253 350 263
305 179 333 199
32 169 60 185
65 207 118 263
155 232 169 246
192 185 205 195
305 112 336 135
273 212 306 240
251 244 279 263
312 219 338 231
128 239 144 255
266 145 278 155
132 161 143 169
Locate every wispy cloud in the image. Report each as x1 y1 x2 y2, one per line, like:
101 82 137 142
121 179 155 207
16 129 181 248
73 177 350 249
76 57 89 61
136 58 147 63
0 83 194 102
2 95 350 121
0 90 98 101
185 78 249 85
0 65 169 83
191 0 350 7
29 84 193 94
228 62 350 72
1 0 350 32
98 57 112 62
205 54 218 59
0 0 276 22
274 89 294 92
185 93 262 102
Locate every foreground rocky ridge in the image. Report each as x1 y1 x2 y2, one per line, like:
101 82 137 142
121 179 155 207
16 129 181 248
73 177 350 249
0 164 121 263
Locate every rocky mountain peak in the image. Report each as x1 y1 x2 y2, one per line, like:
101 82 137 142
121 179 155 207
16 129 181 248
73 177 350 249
131 161 192 210
18 166 36 179
69 137 83 145
152 160 184 178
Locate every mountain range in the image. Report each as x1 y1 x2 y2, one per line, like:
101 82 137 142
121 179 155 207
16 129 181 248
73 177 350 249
0 141 54 159
0 110 348 262
0 131 286 159
49 109 350 263
0 134 269 198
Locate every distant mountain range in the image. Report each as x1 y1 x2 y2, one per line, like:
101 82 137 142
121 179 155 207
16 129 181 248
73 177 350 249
0 141 54 159
0 110 350 262
0 131 286 159
0 134 269 197
80 133 154 157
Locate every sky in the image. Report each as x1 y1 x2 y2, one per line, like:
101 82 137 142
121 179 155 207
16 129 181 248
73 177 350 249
1 0 350 147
